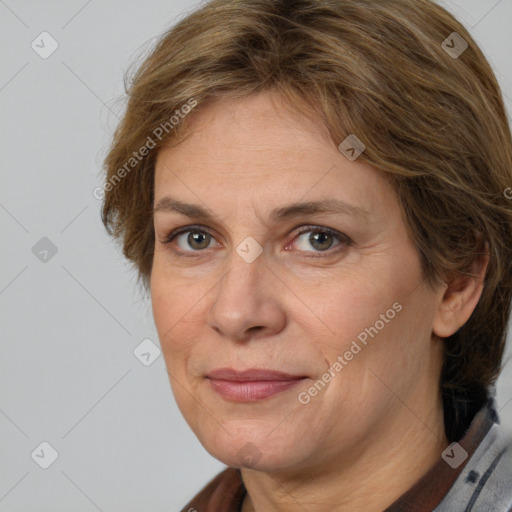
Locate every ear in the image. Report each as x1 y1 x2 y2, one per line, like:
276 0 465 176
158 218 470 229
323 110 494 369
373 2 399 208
432 246 489 338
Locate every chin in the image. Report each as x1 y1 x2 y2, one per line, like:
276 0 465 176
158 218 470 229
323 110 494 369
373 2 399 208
196 421 314 472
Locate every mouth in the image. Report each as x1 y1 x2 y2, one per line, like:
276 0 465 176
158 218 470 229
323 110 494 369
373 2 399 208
206 368 308 402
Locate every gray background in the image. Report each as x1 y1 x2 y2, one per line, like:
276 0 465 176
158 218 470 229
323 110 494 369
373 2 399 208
1 1 511 510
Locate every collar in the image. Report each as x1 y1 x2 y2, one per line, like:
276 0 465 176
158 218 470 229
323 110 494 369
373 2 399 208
383 396 497 511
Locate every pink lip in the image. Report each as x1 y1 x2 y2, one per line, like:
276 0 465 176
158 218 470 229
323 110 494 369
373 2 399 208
206 368 307 402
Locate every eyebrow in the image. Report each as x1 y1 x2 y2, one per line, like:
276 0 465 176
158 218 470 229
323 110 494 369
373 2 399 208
153 197 370 223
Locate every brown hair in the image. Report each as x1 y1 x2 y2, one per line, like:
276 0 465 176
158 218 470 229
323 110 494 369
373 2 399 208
101 0 512 440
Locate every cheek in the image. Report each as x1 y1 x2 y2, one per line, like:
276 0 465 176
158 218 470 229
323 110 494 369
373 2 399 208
308 272 405 356
308 259 429 399
151 252 208 331
150 270 198 364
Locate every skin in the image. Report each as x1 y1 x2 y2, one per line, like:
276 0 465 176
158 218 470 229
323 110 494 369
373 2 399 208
150 90 488 511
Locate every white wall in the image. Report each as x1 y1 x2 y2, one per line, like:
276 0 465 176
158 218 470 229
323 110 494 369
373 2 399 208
1 1 511 510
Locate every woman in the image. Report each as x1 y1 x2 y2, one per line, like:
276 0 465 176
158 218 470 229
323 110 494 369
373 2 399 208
101 0 512 510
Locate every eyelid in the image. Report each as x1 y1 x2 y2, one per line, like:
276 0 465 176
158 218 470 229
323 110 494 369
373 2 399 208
162 224 215 244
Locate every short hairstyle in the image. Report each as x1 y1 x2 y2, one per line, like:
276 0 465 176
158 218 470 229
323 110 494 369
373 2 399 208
101 0 512 441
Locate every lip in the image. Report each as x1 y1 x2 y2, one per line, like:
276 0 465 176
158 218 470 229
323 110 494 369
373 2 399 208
206 368 307 402
207 368 306 381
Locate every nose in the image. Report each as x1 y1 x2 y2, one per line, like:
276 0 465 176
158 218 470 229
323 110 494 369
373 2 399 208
206 250 287 342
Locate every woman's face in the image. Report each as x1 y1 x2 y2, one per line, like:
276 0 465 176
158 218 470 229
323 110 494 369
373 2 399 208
151 90 446 472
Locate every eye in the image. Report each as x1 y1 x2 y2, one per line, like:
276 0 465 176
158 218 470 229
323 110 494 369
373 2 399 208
290 226 351 256
163 226 219 254
161 224 351 257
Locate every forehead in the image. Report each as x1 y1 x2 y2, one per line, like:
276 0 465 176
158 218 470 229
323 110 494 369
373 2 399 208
158 92 333 170
153 91 395 217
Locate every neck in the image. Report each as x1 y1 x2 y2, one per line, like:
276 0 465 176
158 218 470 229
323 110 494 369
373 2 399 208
240 396 448 512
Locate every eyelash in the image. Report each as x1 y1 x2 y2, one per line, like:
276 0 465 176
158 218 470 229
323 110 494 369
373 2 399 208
161 224 351 258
